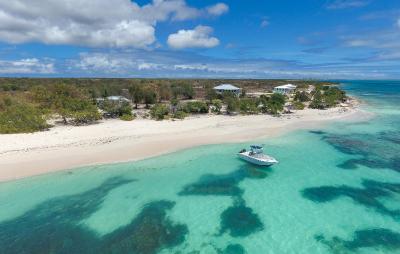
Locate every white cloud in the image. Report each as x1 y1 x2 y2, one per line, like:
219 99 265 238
261 20 269 28
64 50 396 79
74 53 137 73
326 0 369 10
206 3 229 16
345 39 371 47
0 0 228 48
0 58 55 74
167 25 220 49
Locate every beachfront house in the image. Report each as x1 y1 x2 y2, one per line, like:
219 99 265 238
96 96 130 106
273 84 297 95
213 84 241 97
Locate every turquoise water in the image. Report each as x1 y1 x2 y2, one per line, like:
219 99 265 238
0 81 400 254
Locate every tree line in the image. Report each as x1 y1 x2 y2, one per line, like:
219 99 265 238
0 79 346 134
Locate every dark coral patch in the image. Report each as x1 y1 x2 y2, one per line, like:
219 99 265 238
316 228 400 253
0 177 188 254
324 135 370 156
380 131 400 145
362 180 400 193
322 131 400 173
337 159 359 170
223 244 246 254
179 165 270 197
309 130 327 135
220 200 264 237
179 166 269 239
302 179 400 218
179 172 243 196
101 201 188 254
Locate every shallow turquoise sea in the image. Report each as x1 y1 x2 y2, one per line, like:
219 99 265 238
0 81 399 254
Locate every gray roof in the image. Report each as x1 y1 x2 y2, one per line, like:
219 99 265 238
107 96 130 102
213 84 240 91
97 96 130 102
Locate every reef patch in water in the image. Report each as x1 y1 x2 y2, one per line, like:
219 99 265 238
0 177 188 254
302 179 400 218
316 228 400 253
179 165 270 197
321 131 400 172
220 199 264 238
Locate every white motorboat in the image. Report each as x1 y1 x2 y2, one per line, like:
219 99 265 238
238 145 278 166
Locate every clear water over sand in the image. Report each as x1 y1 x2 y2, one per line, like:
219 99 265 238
0 80 399 254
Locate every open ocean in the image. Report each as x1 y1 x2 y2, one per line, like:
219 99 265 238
0 80 399 254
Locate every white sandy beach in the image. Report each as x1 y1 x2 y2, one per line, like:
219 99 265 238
0 105 370 182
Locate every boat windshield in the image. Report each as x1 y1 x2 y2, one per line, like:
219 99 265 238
250 145 263 154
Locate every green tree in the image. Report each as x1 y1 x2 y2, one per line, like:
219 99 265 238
266 93 285 115
205 88 218 102
129 84 144 109
310 90 325 109
239 98 258 114
0 98 49 133
171 83 195 99
324 87 346 107
294 91 310 102
293 101 305 110
183 101 209 114
173 110 187 119
211 99 222 114
143 88 157 108
50 84 101 125
226 97 240 114
101 100 132 118
150 104 169 120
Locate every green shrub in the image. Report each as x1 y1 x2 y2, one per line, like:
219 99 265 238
171 83 195 99
266 93 286 115
310 86 346 109
143 88 157 108
101 100 132 118
61 99 101 125
205 88 218 101
31 84 101 124
183 101 208 114
120 114 135 121
324 87 346 107
310 90 325 109
293 101 305 110
239 98 258 114
150 104 169 120
70 108 101 124
226 97 240 114
0 99 49 134
210 99 222 113
173 110 187 119
294 91 310 102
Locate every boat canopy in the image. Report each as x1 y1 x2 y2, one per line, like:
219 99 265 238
250 145 263 149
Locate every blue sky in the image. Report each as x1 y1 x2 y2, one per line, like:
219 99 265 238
0 0 399 79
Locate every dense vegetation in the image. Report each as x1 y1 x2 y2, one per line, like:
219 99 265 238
0 97 49 133
309 85 346 109
31 84 101 124
0 78 346 134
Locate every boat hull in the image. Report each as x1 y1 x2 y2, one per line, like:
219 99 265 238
238 153 278 166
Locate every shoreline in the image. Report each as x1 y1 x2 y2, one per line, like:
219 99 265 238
0 103 371 182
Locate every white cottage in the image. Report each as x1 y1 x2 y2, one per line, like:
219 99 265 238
273 84 297 95
213 84 241 96
96 96 130 105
